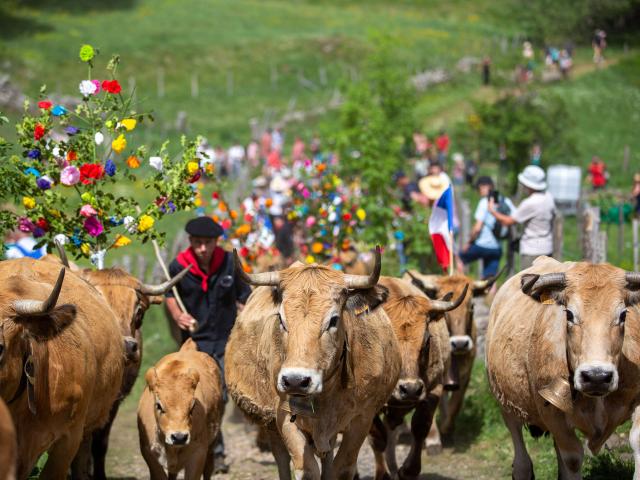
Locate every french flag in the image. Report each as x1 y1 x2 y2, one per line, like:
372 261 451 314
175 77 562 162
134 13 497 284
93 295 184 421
429 185 454 271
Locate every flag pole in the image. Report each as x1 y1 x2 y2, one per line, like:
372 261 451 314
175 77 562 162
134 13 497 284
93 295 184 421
448 230 454 276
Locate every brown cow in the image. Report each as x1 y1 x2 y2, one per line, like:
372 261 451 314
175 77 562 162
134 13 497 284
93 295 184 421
337 247 371 275
0 397 17 480
486 256 640 479
225 248 401 480
369 276 466 480
403 269 500 452
138 338 224 480
0 258 124 480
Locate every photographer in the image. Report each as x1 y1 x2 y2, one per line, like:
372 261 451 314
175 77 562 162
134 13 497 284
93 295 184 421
488 165 555 270
459 176 514 279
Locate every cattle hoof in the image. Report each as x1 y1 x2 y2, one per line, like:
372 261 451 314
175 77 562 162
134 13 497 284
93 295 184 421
426 443 443 455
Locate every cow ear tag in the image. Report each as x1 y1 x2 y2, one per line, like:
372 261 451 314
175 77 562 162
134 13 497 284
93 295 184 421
540 292 555 305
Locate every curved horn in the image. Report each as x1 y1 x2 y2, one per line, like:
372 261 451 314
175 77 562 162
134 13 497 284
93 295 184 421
626 272 640 288
344 245 381 289
473 263 508 292
139 265 192 295
13 268 65 315
406 270 438 296
233 249 280 286
521 273 566 296
429 284 469 313
54 239 70 268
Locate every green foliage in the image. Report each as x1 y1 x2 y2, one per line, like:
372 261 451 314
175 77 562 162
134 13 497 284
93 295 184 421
333 35 417 245
458 92 577 193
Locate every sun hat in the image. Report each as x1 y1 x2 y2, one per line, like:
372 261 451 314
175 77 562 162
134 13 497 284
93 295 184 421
418 174 449 200
518 165 547 191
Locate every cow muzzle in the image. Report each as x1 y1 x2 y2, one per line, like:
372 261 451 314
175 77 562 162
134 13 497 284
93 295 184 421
574 362 618 397
278 368 322 395
394 378 425 402
165 431 190 446
450 335 473 355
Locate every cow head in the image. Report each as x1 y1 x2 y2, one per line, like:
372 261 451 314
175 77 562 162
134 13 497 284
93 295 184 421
384 281 468 403
79 267 190 364
145 361 199 446
522 265 640 397
236 247 387 397
0 268 76 410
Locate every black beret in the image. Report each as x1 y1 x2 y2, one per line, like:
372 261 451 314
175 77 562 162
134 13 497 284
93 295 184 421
185 217 223 238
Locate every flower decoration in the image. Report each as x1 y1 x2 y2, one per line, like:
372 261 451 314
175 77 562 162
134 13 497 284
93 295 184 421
137 215 154 232
111 134 126 154
113 235 131 248
101 80 121 94
149 156 163 171
79 44 95 62
60 166 80 186
79 80 97 96
126 155 140 168
38 101 52 110
105 159 116 177
36 176 53 190
79 163 104 185
120 118 136 131
34 123 46 140
95 132 104 145
51 105 67 116
23 197 36 209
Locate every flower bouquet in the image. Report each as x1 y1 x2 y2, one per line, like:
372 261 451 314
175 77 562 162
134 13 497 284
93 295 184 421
4 45 206 267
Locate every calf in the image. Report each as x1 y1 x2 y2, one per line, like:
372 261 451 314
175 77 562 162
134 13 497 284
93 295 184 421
138 339 224 480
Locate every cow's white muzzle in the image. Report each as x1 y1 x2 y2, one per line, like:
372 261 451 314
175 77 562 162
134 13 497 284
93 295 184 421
574 361 618 397
278 368 323 395
450 335 474 354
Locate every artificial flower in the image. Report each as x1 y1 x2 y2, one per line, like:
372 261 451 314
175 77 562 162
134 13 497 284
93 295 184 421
48 209 61 218
101 80 122 94
109 216 123 226
265 198 273 207
36 176 53 190
239 246 249 257
126 155 140 168
91 79 101 93
305 255 315 264
79 163 104 185
95 132 104 145
27 149 41 159
33 227 45 238
79 80 97 96
36 218 48 231
80 204 98 217
188 171 201 183
38 100 52 110
25 167 40 177
34 123 46 140
235 224 251 236
356 208 366 221
51 105 67 116
221 219 232 230
67 150 78 162
137 215 154 232
230 210 238 220
187 161 199 175
84 216 104 237
343 212 352 221
311 242 324 254
194 197 202 207
105 159 116 176
81 192 94 203
65 126 79 135
218 201 227 212
79 44 95 62
60 165 80 186
18 217 35 232
120 118 137 131
81 243 91 255
53 234 68 245
149 156 163 171
113 235 131 248
123 216 137 233
111 134 126 154
212 192 219 200
23 197 36 209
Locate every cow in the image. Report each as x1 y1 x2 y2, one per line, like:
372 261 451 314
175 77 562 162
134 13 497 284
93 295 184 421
369 276 467 480
486 256 640 479
0 258 124 480
337 247 371 275
0 397 17 480
138 338 224 480
403 268 501 453
225 247 401 480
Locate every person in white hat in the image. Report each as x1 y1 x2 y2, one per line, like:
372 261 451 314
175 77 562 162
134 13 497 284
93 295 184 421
488 165 556 270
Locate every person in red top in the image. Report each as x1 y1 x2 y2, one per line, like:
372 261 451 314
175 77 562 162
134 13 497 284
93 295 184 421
588 156 608 190
435 129 450 163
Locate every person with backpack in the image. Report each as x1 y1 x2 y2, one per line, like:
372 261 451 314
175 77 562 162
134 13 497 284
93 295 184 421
459 176 514 279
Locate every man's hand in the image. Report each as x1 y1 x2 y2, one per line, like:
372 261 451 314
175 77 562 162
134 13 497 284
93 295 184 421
176 312 197 331
488 197 496 213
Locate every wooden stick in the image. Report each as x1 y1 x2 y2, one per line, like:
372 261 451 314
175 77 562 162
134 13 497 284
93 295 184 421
448 230 454 276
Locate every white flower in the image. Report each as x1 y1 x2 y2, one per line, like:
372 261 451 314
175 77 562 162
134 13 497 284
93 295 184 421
333 196 342 206
53 234 68 245
52 146 61 158
149 156 164 172
79 80 97 96
328 211 337 222
95 132 104 145
123 216 137 233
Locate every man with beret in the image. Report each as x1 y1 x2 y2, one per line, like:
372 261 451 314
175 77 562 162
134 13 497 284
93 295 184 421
165 216 251 472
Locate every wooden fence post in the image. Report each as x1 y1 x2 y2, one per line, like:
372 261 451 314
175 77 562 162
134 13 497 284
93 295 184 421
596 231 607 263
553 211 564 261
582 206 600 261
633 218 639 271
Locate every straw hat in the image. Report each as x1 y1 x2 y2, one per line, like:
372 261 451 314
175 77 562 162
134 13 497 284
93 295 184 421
419 175 449 200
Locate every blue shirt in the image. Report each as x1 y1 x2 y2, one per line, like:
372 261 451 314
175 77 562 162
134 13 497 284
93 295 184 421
474 197 514 249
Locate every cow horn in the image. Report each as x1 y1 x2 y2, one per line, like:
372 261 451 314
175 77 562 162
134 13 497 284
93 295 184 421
473 263 508 292
344 245 381 289
233 249 281 286
54 239 70 268
13 268 65 315
626 272 640 288
405 270 438 294
521 273 566 296
429 284 469 313
138 265 192 295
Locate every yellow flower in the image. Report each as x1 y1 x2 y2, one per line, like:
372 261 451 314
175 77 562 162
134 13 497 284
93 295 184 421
80 243 91 256
205 164 215 174
305 255 315 264
356 208 366 221
311 242 324 254
112 134 127 154
113 235 131 248
126 155 140 168
23 197 36 209
194 197 203 207
235 224 251 236
48 209 61 218
187 161 200 175
137 215 154 233
120 118 137 131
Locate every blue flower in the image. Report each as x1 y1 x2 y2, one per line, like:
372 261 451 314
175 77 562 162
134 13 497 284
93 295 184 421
27 149 41 159
109 216 123 226
167 201 176 213
105 159 116 177
65 126 79 135
51 105 68 116
25 167 41 177
33 227 45 238
36 176 52 190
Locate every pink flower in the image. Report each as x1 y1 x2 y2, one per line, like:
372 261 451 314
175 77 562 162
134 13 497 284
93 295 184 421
60 165 80 186
92 80 101 94
83 217 104 237
80 204 97 217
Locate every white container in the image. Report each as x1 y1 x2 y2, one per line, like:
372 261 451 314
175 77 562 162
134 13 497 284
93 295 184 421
547 165 582 215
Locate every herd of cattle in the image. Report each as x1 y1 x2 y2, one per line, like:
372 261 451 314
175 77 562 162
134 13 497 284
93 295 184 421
1 248 640 480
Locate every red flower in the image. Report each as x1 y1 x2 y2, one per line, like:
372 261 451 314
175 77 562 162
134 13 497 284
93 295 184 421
66 150 78 162
188 171 201 183
34 123 46 140
101 80 122 94
239 247 249 258
244 213 253 222
38 101 52 110
212 192 219 200
79 163 105 185
343 212 352 221
36 218 49 231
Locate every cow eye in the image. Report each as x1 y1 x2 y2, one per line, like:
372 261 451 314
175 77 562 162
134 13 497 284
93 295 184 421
619 310 627 326
277 313 287 332
155 401 164 414
0 344 4 361
565 309 576 325
328 315 339 330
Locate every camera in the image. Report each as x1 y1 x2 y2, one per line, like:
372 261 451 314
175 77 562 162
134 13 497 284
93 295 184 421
490 190 500 203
